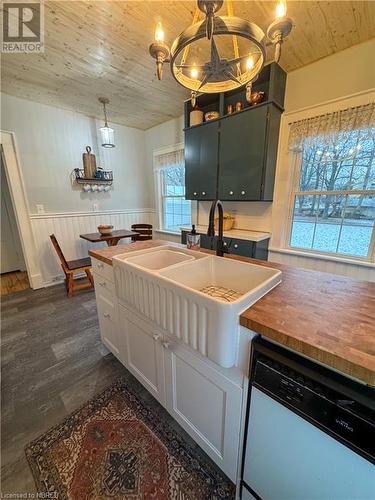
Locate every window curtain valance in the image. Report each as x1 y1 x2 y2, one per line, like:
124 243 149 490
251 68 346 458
154 148 184 170
288 102 375 152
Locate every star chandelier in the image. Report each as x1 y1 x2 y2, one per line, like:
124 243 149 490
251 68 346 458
149 0 293 105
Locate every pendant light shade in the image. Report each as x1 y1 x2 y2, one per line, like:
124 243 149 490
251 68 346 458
98 97 115 148
100 125 115 148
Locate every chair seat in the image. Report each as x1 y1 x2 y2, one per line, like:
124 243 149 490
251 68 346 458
67 257 92 270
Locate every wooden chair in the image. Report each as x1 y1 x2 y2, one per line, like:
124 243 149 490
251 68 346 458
131 223 153 241
50 234 94 298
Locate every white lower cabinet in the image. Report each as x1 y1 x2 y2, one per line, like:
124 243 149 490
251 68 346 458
116 304 243 482
119 306 166 405
93 270 121 361
164 340 243 482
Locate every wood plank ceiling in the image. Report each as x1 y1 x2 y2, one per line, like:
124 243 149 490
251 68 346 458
1 1 374 130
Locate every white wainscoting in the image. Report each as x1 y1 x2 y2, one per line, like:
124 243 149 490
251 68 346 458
30 209 156 286
269 249 375 282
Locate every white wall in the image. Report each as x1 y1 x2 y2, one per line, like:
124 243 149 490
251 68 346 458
284 39 375 113
1 93 153 213
1 93 155 286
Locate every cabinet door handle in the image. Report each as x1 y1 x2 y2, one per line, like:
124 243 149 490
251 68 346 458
103 312 111 319
229 190 234 195
162 341 170 349
241 190 246 195
99 281 106 287
153 333 161 341
202 191 206 196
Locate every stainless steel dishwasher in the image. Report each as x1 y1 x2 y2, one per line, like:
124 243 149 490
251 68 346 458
241 337 375 500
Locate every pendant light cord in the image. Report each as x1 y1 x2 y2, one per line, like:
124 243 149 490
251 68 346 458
102 101 109 127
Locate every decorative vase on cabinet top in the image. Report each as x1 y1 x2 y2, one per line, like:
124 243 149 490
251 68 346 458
190 109 203 127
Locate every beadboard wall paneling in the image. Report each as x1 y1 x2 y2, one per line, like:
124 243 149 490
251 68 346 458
269 250 375 283
30 209 156 285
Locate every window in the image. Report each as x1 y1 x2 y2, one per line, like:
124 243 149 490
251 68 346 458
288 104 375 260
154 147 191 233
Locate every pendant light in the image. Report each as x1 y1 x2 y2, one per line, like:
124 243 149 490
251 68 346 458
98 97 115 148
149 0 293 102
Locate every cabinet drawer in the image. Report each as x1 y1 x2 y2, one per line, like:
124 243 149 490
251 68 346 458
97 293 116 323
226 238 254 258
93 273 115 296
91 258 114 282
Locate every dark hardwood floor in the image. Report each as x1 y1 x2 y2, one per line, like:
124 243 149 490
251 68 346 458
1 283 227 496
1 284 125 494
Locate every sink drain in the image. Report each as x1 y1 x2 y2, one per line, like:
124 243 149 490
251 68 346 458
200 285 242 302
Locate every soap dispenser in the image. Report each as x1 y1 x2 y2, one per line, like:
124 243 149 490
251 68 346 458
186 224 200 250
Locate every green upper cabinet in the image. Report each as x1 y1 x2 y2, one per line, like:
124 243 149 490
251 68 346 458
219 105 268 201
184 62 286 202
185 120 219 200
218 104 282 201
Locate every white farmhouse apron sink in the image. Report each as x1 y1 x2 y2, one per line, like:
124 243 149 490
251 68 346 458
125 249 195 270
113 246 281 368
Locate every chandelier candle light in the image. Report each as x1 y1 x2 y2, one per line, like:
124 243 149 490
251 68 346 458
149 0 293 104
98 97 115 148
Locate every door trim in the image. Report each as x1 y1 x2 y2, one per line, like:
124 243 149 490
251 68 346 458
0 131 43 289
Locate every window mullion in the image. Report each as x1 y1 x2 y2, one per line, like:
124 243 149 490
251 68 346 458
335 194 349 253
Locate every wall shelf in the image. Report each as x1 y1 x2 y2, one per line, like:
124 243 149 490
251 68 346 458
183 62 286 130
73 168 113 185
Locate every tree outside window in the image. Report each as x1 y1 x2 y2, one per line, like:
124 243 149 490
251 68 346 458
289 125 375 258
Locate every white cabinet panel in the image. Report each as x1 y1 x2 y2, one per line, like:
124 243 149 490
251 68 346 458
174 355 225 452
119 306 165 405
164 341 242 482
95 285 121 360
92 258 114 283
94 269 122 362
98 311 120 357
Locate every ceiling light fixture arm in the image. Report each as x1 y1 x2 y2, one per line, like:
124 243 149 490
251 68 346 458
267 16 293 63
149 42 170 80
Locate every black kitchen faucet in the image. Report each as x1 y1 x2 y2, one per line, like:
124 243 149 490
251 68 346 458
207 199 227 257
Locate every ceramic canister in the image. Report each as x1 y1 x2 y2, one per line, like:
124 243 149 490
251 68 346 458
190 109 204 126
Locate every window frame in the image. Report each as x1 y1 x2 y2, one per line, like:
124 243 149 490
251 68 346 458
153 143 193 235
285 136 375 263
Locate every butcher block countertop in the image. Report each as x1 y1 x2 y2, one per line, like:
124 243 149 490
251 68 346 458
90 240 375 386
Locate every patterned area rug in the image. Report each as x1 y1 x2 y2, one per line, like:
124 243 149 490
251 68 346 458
25 379 235 499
